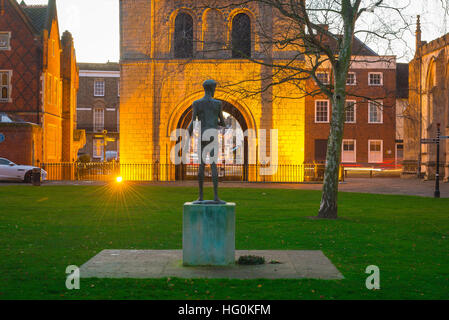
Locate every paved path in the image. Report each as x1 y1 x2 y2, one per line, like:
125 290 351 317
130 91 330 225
2 178 448 198
136 178 449 198
338 178 449 198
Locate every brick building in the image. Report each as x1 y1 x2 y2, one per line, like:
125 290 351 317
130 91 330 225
304 56 397 166
77 62 120 161
0 0 84 165
404 17 449 181
119 0 398 181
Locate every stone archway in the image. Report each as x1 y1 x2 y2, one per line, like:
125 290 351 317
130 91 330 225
174 100 251 181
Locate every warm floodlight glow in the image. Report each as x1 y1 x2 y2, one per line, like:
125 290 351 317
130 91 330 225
116 176 123 183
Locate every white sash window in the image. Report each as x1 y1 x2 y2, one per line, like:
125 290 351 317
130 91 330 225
369 140 383 163
342 140 356 163
93 108 104 132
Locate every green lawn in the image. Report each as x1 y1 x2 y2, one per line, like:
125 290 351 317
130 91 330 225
0 184 448 300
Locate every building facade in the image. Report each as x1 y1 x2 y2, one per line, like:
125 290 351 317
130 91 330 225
0 0 84 166
404 17 449 181
304 56 397 166
120 0 397 181
77 62 120 161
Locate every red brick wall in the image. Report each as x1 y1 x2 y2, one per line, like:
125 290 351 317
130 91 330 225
0 1 42 122
304 67 397 165
0 123 42 165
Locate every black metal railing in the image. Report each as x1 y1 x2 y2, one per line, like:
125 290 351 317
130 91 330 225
41 162 121 181
41 162 344 183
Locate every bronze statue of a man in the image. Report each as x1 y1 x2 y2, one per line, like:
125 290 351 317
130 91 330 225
187 80 227 204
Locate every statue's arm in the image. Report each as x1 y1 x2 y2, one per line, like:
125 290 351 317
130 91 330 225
188 103 198 135
218 102 226 127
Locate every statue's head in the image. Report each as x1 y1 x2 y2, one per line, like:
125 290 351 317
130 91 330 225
203 79 217 96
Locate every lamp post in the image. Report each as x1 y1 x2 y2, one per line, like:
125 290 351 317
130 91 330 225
420 123 449 198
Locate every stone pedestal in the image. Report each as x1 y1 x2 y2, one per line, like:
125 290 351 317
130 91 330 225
183 202 235 266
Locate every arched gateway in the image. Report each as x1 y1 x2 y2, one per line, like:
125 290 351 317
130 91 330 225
174 100 250 181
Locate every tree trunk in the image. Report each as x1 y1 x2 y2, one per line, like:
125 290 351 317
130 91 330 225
317 3 355 219
318 85 346 219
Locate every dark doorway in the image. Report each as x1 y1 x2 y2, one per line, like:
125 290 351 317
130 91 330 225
314 139 328 162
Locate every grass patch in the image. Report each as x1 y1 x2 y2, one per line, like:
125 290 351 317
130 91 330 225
0 184 448 300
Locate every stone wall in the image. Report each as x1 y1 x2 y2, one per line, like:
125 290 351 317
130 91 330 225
405 36 449 180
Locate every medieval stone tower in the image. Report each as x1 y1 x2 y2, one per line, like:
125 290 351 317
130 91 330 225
119 0 306 180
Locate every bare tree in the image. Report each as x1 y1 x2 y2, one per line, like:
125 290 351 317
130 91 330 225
183 0 411 219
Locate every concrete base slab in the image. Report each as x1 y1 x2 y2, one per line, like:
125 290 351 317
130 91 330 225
79 250 344 280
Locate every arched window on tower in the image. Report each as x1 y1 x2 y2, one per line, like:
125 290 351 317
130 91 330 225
232 13 251 58
174 12 194 58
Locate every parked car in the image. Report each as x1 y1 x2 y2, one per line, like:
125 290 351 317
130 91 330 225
0 158 47 182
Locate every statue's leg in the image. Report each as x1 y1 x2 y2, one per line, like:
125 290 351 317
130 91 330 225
197 140 207 201
211 162 219 201
209 137 222 202
198 163 204 201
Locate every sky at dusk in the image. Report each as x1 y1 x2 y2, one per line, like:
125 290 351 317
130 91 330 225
21 0 449 63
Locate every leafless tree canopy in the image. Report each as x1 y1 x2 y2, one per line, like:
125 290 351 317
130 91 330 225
177 0 414 218
183 0 412 102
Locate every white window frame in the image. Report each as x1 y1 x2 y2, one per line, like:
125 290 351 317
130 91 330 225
93 139 104 159
345 100 357 123
0 32 11 51
317 72 330 85
315 100 330 123
368 72 383 86
346 72 356 85
93 108 104 132
368 100 383 124
0 70 12 103
342 139 357 163
117 80 120 97
94 79 105 97
368 140 383 163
